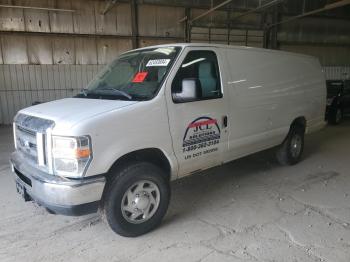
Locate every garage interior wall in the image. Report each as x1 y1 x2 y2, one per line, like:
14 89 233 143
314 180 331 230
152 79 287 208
0 0 350 124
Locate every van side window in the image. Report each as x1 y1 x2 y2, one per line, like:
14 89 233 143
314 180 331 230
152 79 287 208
172 51 222 101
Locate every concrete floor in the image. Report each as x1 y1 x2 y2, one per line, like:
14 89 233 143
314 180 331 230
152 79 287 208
1 121 350 262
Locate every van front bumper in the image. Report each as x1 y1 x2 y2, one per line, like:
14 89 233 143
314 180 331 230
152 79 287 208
10 152 106 216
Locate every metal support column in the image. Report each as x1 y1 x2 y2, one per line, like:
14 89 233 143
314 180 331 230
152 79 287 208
263 26 270 48
262 10 269 48
184 8 191 42
208 27 212 43
131 0 139 49
270 5 279 49
226 4 231 45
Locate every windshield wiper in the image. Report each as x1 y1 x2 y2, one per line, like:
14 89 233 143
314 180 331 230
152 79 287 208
131 94 150 101
89 88 132 100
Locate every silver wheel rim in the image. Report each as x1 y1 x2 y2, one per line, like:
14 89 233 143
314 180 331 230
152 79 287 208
121 180 160 224
336 109 342 123
290 134 302 159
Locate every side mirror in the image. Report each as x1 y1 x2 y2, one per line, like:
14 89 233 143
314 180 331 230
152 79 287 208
172 78 201 103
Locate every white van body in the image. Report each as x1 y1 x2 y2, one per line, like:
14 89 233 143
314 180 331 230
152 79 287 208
10 43 326 234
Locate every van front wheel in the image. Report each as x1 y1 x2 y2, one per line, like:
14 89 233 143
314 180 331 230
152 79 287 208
103 162 170 237
276 125 304 165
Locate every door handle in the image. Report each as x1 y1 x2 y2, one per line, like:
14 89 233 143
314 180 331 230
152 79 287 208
223 115 228 128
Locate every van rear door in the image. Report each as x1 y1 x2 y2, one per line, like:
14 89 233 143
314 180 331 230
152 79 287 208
164 47 229 177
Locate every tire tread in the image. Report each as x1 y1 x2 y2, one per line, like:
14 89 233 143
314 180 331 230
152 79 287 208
103 161 170 237
276 125 304 166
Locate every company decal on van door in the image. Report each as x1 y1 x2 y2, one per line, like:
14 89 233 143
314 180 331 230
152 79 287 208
183 117 220 160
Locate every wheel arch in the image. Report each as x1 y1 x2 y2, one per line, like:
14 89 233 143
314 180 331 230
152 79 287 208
106 148 172 182
290 116 306 133
281 116 306 143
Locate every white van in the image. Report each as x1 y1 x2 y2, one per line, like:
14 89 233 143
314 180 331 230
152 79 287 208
10 43 326 237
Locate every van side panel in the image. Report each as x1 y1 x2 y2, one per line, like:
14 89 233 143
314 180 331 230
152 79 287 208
223 48 326 161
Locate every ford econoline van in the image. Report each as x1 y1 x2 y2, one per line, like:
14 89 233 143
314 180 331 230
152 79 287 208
11 44 326 236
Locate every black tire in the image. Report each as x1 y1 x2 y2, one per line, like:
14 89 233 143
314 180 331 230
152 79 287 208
103 161 170 237
276 125 305 165
329 108 343 125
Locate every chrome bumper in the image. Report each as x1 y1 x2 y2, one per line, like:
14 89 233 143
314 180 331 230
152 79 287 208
10 151 106 215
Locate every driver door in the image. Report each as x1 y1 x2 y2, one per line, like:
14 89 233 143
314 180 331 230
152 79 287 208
165 47 229 177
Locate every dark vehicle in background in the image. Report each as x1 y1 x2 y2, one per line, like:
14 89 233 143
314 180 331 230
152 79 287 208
326 80 350 125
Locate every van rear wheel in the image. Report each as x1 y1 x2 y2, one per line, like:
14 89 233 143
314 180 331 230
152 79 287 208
103 162 170 237
276 125 304 165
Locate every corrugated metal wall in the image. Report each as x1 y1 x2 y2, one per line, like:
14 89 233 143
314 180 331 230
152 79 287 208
278 16 350 66
323 66 350 80
0 1 186 124
191 27 263 47
0 2 185 65
0 1 134 64
0 64 103 124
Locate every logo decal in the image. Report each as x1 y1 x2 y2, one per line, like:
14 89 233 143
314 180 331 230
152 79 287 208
182 116 221 159
18 137 32 154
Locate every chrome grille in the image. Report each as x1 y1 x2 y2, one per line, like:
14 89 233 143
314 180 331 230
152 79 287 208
14 114 55 168
16 125 38 164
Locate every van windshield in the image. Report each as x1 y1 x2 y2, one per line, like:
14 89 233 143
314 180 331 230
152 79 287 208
76 46 181 101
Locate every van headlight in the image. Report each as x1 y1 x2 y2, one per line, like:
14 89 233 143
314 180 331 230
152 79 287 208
52 136 92 178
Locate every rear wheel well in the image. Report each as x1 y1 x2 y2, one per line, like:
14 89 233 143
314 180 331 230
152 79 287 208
107 148 171 182
281 117 306 143
290 117 306 133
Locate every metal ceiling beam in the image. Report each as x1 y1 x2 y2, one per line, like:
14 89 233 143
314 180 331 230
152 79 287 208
178 0 233 23
269 0 350 27
101 0 118 15
179 0 285 27
0 30 184 42
0 4 75 12
229 0 285 23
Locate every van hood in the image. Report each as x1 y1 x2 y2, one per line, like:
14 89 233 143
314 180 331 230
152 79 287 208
18 98 138 129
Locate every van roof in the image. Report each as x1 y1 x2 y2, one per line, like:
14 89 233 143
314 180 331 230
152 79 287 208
132 43 317 61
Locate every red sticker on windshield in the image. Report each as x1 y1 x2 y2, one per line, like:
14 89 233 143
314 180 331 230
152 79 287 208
132 72 148 83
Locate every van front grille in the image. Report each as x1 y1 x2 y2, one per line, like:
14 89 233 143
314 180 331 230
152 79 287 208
16 125 38 164
14 114 55 168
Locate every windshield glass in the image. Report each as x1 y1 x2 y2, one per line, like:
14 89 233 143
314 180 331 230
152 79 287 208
326 80 343 98
75 46 181 101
